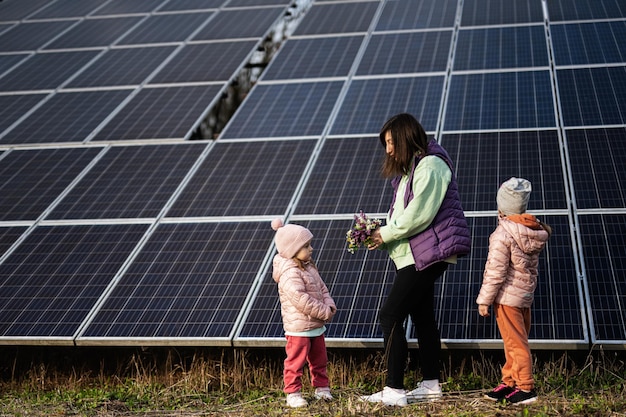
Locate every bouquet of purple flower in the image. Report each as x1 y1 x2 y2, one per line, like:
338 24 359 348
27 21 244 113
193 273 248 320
346 211 382 254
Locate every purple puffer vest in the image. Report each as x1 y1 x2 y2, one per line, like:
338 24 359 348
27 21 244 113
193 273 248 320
390 140 471 270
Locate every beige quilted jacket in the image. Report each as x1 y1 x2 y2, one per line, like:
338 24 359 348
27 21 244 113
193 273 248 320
476 215 550 308
272 254 336 333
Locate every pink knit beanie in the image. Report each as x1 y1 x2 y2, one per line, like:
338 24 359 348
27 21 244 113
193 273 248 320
271 218 313 259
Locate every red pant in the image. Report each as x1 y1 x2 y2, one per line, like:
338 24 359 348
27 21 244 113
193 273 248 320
283 334 329 393
494 303 534 391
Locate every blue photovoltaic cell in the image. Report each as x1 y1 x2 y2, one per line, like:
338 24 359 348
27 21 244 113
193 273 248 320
547 0 626 21
442 131 568 212
294 137 393 215
220 81 343 139
261 36 364 81
551 21 626 66
0 224 149 338
66 46 178 88
330 76 444 135
0 54 29 76
192 8 283 40
417 215 585 342
91 0 162 16
80 222 274 339
149 41 257 84
47 144 206 220
0 50 100 92
237 219 395 341
157 0 225 12
357 31 452 75
0 94 47 136
557 66 626 127
27 0 105 19
0 21 77 52
454 26 549 71
0 0 50 21
565 128 626 209
0 147 102 221
44 16 143 50
0 227 28 258
376 0 457 30
461 0 544 26
167 140 316 217
293 2 379 36
117 12 214 45
445 71 556 131
1 90 132 145
92 85 222 141
578 214 626 343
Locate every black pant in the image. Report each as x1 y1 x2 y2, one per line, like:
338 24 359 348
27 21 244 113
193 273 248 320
379 262 448 389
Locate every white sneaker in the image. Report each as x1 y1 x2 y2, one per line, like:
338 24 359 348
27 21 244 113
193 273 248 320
360 386 408 407
406 381 442 402
314 387 333 400
286 392 308 408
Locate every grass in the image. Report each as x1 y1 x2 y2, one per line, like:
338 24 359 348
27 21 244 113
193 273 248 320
0 347 625 416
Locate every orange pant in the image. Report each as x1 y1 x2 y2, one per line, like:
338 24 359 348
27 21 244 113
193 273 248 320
494 303 534 391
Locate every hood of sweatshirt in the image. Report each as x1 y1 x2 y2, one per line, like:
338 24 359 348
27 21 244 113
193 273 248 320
499 215 550 255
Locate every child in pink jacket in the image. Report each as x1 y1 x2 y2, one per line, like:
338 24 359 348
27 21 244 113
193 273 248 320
271 218 337 408
476 178 551 405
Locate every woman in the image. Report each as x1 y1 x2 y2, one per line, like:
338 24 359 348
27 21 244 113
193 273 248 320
361 113 471 406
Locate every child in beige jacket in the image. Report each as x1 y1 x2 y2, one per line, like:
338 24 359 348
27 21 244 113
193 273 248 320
476 178 551 405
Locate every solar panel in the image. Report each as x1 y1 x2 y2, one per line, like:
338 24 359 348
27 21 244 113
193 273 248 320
293 137 393 215
1 90 133 145
0 224 149 339
565 128 626 209
330 76 445 135
557 66 626 127
227 0 292 6
0 93 48 136
192 7 284 40
445 71 556 131
66 46 178 88
0 54 29 76
357 31 452 75
454 26 549 70
92 85 223 141
0 50 100 92
116 12 214 45
79 222 274 341
43 17 144 50
156 0 225 12
220 82 343 139
47 144 206 220
0 227 29 258
293 2 379 36
166 140 317 217
578 214 626 344
0 0 50 21
91 0 163 16
546 0 626 21
551 21 626 66
442 131 568 212
0 20 77 52
26 0 105 19
461 0 544 26
0 147 102 221
261 36 365 81
149 41 258 84
375 0 457 30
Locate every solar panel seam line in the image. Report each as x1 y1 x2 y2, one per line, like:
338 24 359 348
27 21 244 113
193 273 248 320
0 145 109 267
544 9 596 347
73 143 218 341
433 0 462 138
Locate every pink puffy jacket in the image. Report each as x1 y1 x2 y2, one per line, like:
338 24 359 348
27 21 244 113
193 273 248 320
272 254 336 333
476 215 550 308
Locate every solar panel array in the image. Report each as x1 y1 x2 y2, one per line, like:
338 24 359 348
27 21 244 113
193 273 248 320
0 0 624 350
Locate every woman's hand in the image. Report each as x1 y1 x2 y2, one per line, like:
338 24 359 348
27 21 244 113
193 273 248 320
367 229 384 250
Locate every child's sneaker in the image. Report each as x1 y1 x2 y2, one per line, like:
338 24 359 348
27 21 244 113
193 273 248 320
406 381 442 402
314 387 333 400
360 386 408 407
286 392 308 408
484 383 514 401
505 388 538 405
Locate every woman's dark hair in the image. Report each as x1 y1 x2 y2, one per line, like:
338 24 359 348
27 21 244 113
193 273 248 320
379 113 429 178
